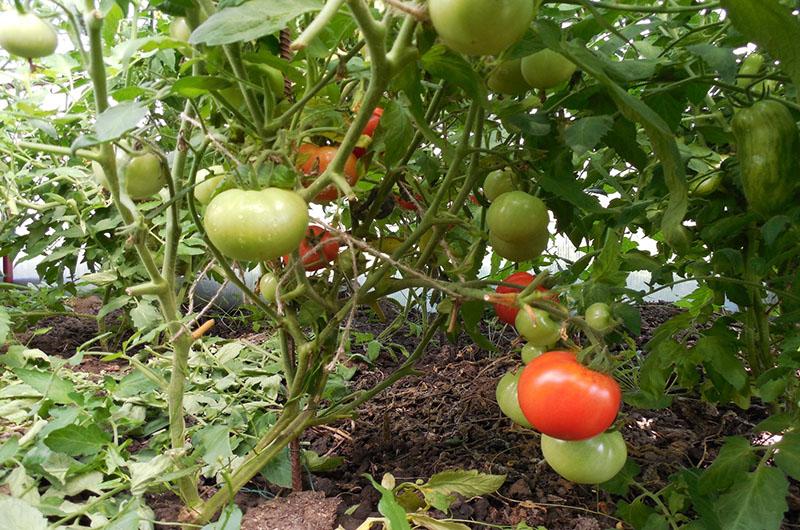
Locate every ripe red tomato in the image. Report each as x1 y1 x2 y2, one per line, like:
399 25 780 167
517 351 621 441
395 191 423 211
493 272 553 325
296 144 360 202
285 225 339 271
469 194 481 205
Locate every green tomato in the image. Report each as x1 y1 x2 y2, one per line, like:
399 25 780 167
688 173 722 197
495 369 532 428
0 11 57 58
436 298 454 314
428 0 535 56
521 343 545 363
487 59 530 96
489 230 548 262
520 49 577 90
95 149 168 199
585 302 615 334
169 17 191 42
204 188 309 262
194 166 232 205
515 307 561 346
486 191 549 243
541 431 627 484
483 169 518 202
259 273 278 302
736 53 764 88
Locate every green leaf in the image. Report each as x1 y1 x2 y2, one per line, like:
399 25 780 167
774 432 800 481
421 470 506 510
12 367 75 404
302 449 344 472
699 436 756 494
364 473 412 530
0 306 10 345
600 459 640 496
421 45 486 103
687 44 737 84
193 424 234 469
381 100 415 168
460 301 495 351
535 170 604 213
754 413 794 434
94 102 149 141
130 301 162 332
191 0 321 46
130 451 179 495
0 496 47 530
261 446 292 488
761 215 790 246
408 514 471 530
715 465 788 530
721 0 800 97
0 436 19 465
565 115 614 155
693 328 748 390
201 504 243 530
171 76 232 98
44 424 110 456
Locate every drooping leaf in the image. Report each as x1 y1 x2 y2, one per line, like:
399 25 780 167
421 45 486 103
774 432 800 481
0 496 47 530
698 436 755 494
687 44 737 84
565 115 614 155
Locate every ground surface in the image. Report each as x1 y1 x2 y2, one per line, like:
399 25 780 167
16 302 800 529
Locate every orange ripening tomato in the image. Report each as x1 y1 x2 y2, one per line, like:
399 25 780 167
517 351 621 441
285 225 340 271
354 107 383 158
493 271 554 325
296 144 360 203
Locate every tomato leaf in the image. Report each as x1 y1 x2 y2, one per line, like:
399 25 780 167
12 367 75 404
600 459 640 496
0 497 47 530
564 115 614 155
44 424 110 456
420 469 506 511
171 76 232 98
698 436 755 494
421 45 486 103
686 44 737 84
714 465 788 530
190 0 321 46
459 301 495 351
200 504 243 530
693 326 748 391
408 514 471 530
773 432 800 481
379 101 415 168
720 0 800 99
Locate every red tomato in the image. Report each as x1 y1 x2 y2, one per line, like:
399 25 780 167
493 272 553 325
469 194 480 205
285 225 339 271
517 351 621 441
296 144 360 203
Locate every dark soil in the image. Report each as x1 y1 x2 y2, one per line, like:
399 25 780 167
32 300 799 529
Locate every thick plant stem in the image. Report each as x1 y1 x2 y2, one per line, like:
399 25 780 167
744 226 772 376
84 5 201 509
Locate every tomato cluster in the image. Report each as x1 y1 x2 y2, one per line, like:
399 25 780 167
296 144 360 203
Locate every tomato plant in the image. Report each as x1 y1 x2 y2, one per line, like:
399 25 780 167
204 188 309 262
296 144 360 202
541 431 627 484
518 351 621 440
495 369 532 428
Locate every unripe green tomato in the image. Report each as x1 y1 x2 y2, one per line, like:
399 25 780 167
520 49 576 90
487 59 530 95
521 343 545 363
585 302 614 334
483 169 518 201
495 369 532 427
489 230 548 262
428 0 535 56
0 11 57 58
436 298 454 314
259 273 278 302
515 308 561 346
194 166 232 205
169 17 191 42
486 191 549 243
118 151 168 199
689 173 722 197
541 431 627 484
736 53 764 88
337 249 366 277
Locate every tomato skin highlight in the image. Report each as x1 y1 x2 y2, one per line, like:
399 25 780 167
204 188 309 263
518 351 621 441
286 225 340 271
496 369 532 428
541 431 627 484
428 0 535 56
296 144 360 202
0 11 57 58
